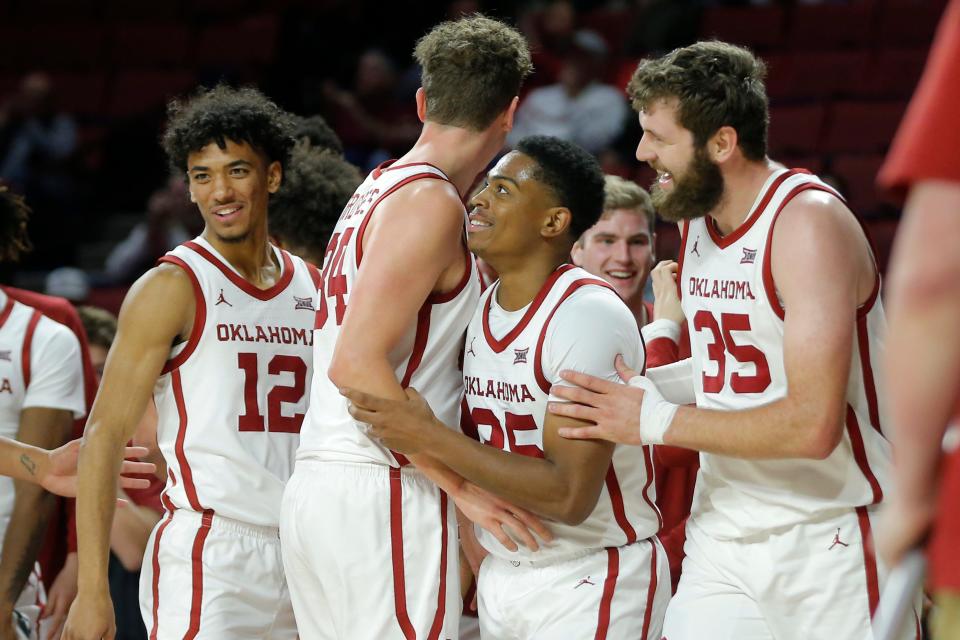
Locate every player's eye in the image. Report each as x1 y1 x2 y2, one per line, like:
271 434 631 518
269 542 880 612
230 167 250 177
631 237 650 246
496 184 508 195
192 173 209 182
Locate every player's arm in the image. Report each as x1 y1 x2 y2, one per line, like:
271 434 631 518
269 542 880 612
0 326 82 623
879 180 960 564
64 264 194 640
555 192 874 459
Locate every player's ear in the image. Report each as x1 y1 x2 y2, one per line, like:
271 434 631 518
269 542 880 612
571 239 584 266
416 88 427 123
267 161 283 194
711 126 738 164
502 96 519 133
542 207 571 240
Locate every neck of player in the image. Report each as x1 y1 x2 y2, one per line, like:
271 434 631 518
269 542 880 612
202 223 280 288
397 123 504 197
709 157 779 237
489 245 571 312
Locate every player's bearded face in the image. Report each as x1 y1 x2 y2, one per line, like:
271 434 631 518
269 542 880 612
650 144 724 222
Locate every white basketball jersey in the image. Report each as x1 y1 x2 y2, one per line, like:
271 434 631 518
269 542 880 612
298 161 481 467
464 265 661 562
154 238 319 527
677 168 890 539
0 291 84 548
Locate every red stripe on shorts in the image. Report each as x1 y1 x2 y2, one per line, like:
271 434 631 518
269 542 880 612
426 491 450 640
184 510 214 639
594 547 620 640
389 468 417 639
640 539 659 640
149 512 174 640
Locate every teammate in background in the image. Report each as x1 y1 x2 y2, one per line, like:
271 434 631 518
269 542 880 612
0 186 82 640
269 142 362 266
550 42 918 639
346 136 670 639
876 1 960 636
63 85 319 640
573 174 695 591
281 15 543 639
291 114 344 156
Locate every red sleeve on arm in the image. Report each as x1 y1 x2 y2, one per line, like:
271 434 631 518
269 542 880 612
878 0 960 198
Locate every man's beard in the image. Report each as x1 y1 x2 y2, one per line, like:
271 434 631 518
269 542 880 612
650 146 724 222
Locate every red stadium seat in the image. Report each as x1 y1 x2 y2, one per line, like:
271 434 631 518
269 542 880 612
110 23 192 69
579 7 636 57
832 153 886 216
785 2 875 50
106 70 196 118
860 48 929 98
766 51 871 101
877 0 948 47
195 15 279 67
699 5 786 50
768 104 827 156
821 100 906 154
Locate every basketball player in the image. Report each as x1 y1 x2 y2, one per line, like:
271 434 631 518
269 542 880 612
345 135 670 639
63 86 318 640
280 15 544 639
550 42 918 639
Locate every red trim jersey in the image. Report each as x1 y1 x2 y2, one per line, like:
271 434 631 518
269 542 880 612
677 168 890 539
298 160 480 467
463 265 661 562
0 290 84 548
154 238 318 526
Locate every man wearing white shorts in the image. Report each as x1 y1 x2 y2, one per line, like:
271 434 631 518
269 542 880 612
346 136 670 639
64 86 318 640
551 42 919 640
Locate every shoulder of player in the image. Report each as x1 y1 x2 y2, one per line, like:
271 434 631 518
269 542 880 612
116 262 196 332
551 282 633 330
377 177 464 225
772 188 861 258
31 312 81 355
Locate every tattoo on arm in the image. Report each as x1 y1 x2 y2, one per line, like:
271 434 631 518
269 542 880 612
18 454 35 477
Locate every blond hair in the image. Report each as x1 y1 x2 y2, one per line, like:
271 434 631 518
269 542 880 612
601 175 656 236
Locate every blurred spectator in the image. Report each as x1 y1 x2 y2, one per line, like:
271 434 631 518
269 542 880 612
103 177 198 284
269 142 363 266
0 73 77 198
520 0 578 84
292 114 344 155
322 48 420 171
507 29 628 154
45 267 90 305
624 0 701 57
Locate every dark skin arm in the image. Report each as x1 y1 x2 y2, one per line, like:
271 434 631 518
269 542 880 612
345 387 613 526
0 407 73 634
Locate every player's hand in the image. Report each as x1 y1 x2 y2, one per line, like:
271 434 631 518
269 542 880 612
454 482 553 552
40 441 157 498
875 492 935 568
550 355 645 446
41 551 78 639
651 260 685 325
62 591 115 640
342 387 440 455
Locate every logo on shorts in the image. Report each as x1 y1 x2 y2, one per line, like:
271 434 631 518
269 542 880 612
0 350 10 361
215 289 232 307
467 337 477 357
829 528 849 550
741 248 757 264
513 348 529 364
294 296 314 311
574 576 595 589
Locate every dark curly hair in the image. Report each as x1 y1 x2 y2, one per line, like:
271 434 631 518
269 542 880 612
627 41 769 161
292 114 344 156
269 144 363 265
414 14 533 131
162 84 296 174
0 186 33 262
515 136 605 244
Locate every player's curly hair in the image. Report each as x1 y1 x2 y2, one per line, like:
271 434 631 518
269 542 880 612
292 114 344 156
269 143 362 265
515 136 605 244
162 84 296 174
0 186 33 262
414 14 533 131
627 41 769 161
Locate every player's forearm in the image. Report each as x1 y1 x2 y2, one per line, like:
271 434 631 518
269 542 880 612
0 480 56 610
0 438 50 486
429 424 598 524
664 395 844 460
75 425 126 594
329 351 407 402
